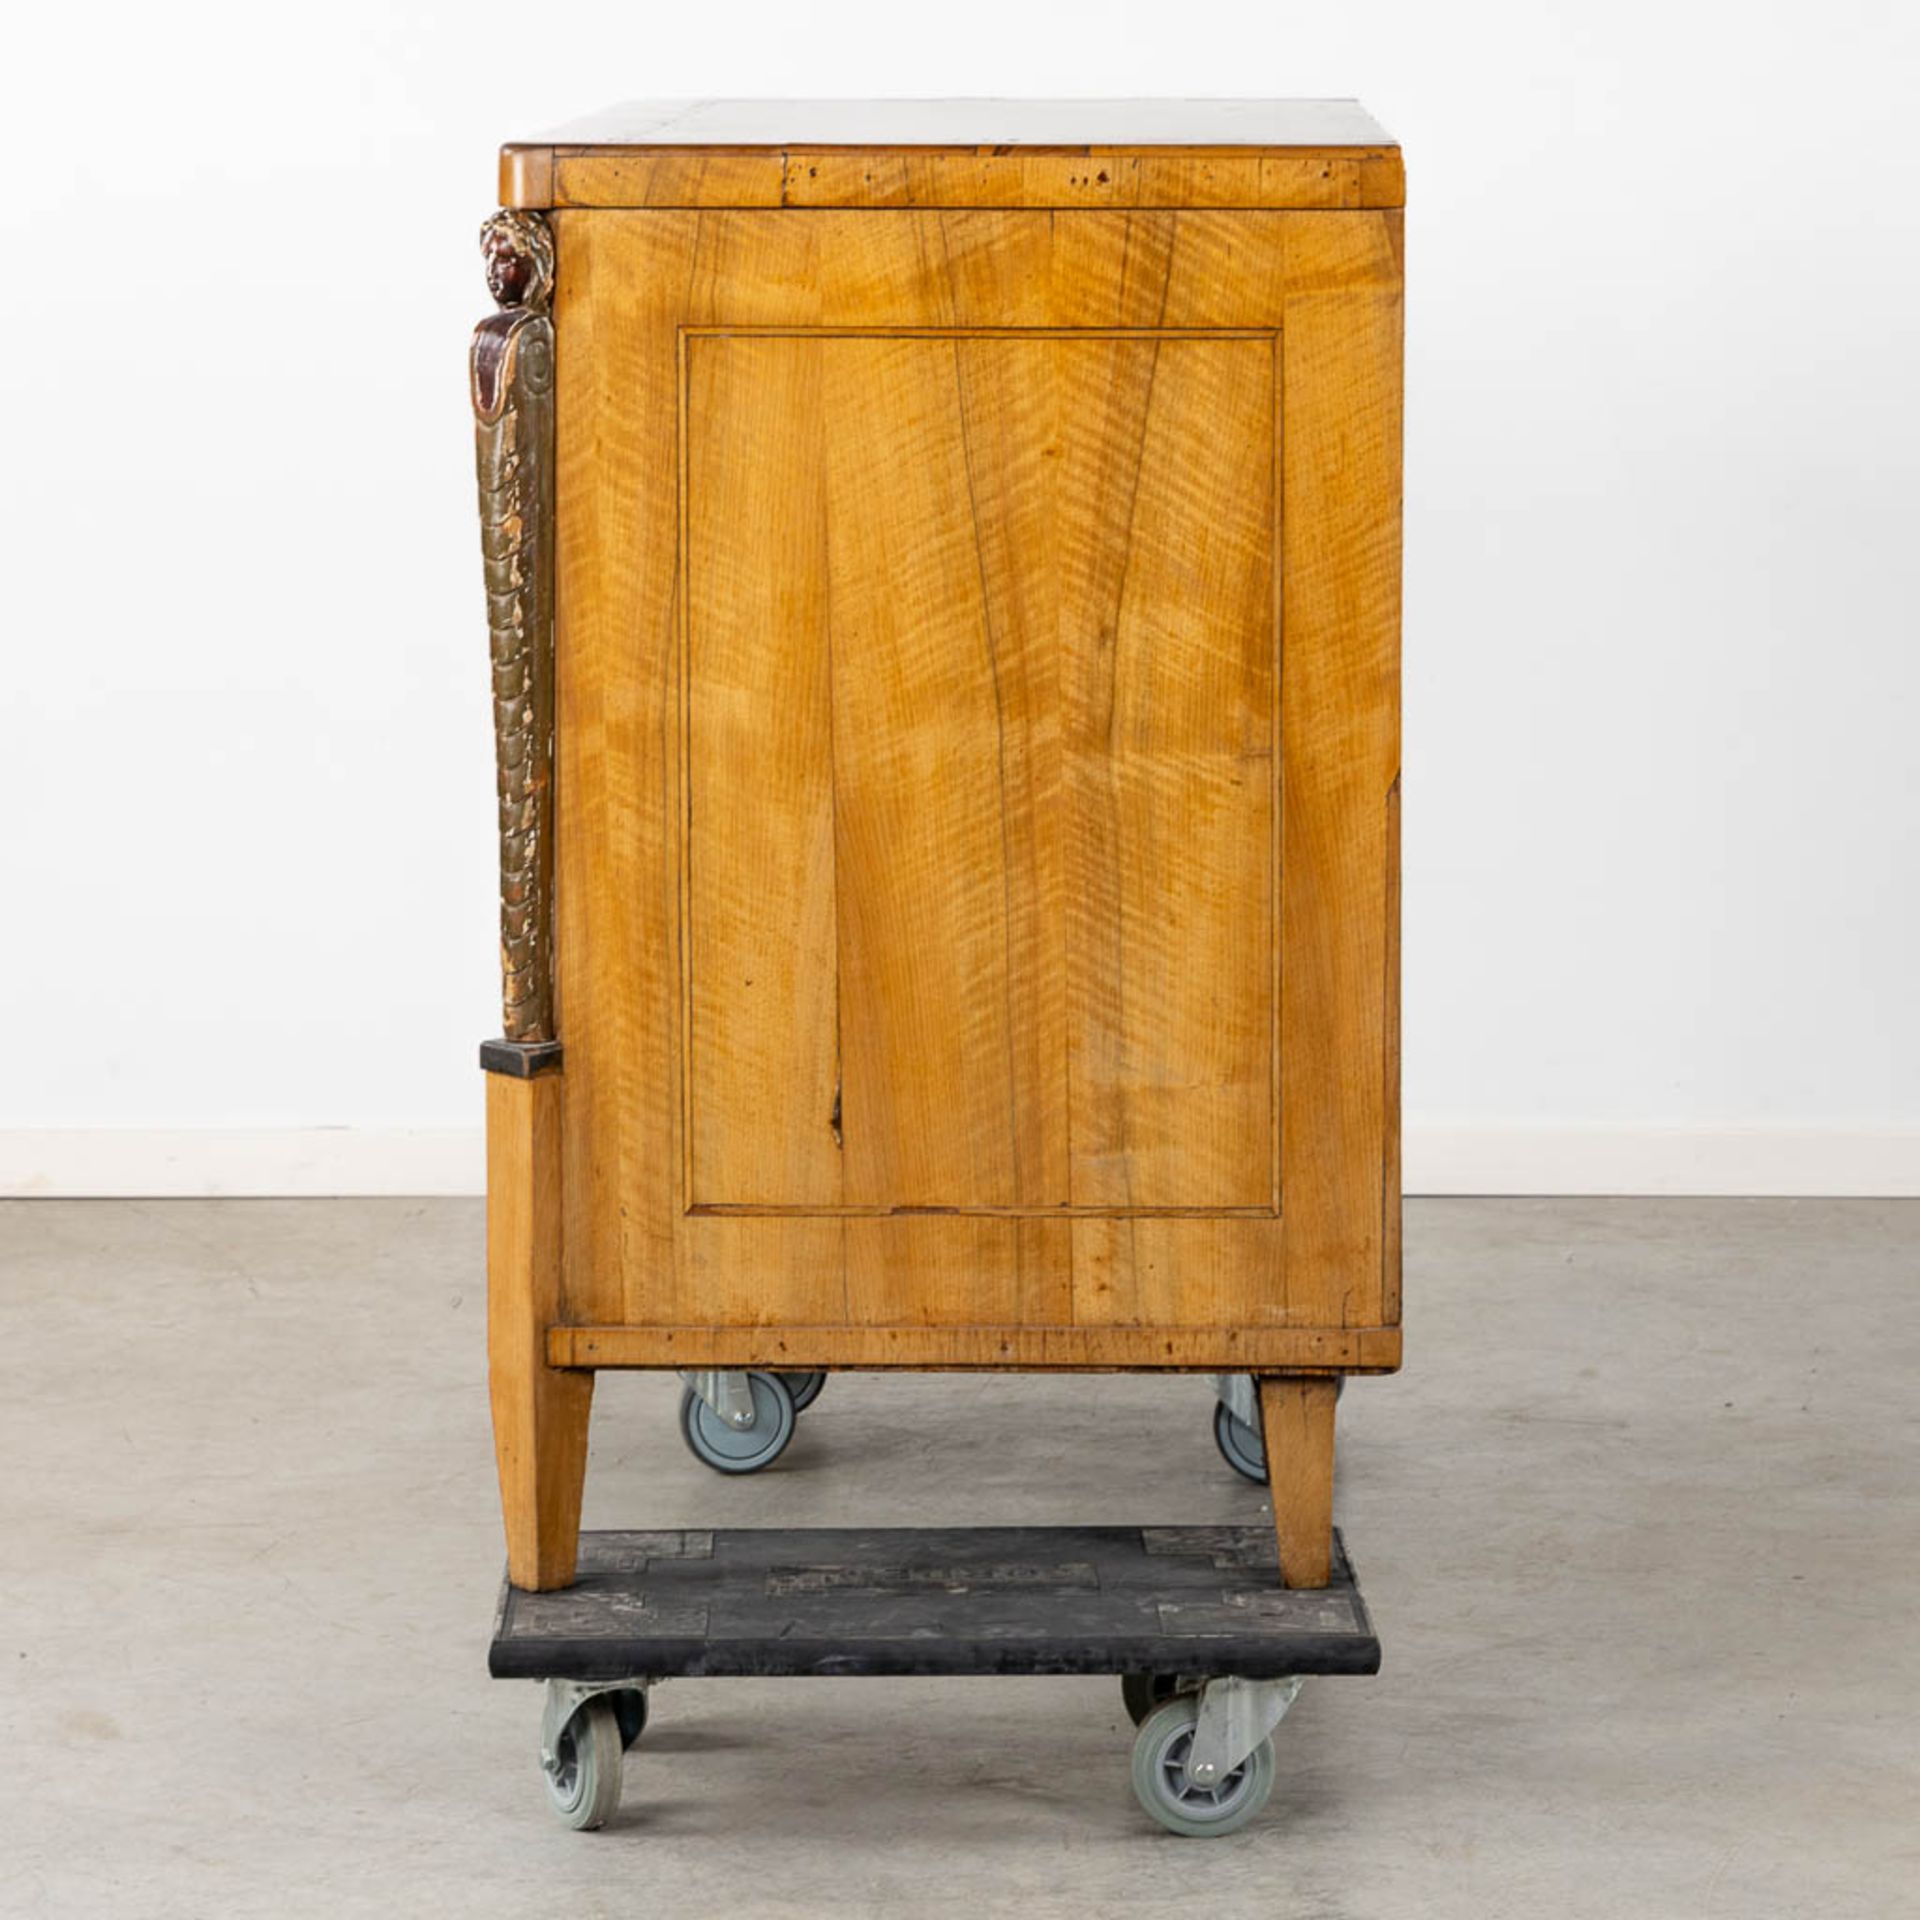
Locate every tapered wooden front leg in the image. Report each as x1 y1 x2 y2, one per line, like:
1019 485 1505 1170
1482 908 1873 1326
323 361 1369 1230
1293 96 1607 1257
487 1067 590 1590
1258 1376 1339 1588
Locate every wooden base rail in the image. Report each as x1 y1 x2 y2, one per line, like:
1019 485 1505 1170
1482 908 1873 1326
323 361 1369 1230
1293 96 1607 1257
546 1325 1401 1372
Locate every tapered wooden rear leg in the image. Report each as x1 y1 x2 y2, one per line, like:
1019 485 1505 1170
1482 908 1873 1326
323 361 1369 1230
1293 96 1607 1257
487 1068 590 1591
1257 1375 1339 1588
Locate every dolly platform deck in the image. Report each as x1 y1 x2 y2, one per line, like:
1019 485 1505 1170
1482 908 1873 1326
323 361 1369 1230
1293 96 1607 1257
490 1524 1379 1682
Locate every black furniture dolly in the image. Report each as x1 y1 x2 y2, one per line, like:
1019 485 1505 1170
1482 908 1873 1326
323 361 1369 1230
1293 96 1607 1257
491 1523 1380 1838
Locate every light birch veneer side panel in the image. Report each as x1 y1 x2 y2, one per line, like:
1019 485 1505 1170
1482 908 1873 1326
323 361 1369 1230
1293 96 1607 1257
552 209 1401 1356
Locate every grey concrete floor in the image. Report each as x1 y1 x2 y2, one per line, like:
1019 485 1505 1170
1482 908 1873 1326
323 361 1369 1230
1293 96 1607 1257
1 1199 1915 1918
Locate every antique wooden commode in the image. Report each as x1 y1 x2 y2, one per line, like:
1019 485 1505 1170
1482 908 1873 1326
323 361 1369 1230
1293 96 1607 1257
472 99 1403 1836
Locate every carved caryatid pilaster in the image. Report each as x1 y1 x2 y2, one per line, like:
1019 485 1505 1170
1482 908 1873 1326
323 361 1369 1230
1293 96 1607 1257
473 210 557 1043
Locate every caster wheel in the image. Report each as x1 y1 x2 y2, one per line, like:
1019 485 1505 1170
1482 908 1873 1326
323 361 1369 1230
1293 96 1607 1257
609 1687 648 1750
1121 1672 1200 1726
1212 1379 1346 1485
780 1371 827 1413
679 1370 796 1474
1213 1400 1269 1484
543 1696 624 1830
1130 1695 1276 1838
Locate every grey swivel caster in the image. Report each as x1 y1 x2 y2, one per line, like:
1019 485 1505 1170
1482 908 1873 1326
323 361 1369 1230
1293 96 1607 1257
1208 1374 1345 1485
1120 1672 1202 1725
779 1370 827 1412
678 1369 797 1474
607 1687 648 1749
540 1684 640 1830
1128 1676 1301 1838
1212 1400 1269 1484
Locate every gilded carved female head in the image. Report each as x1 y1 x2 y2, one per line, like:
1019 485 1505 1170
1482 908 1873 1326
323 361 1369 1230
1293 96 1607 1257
480 210 555 313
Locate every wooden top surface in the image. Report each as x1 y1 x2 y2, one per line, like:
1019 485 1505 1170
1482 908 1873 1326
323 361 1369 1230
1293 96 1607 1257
500 98 1403 210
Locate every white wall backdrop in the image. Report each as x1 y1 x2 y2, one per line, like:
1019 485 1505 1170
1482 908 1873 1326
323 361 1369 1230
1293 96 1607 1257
3 0 1917 1195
